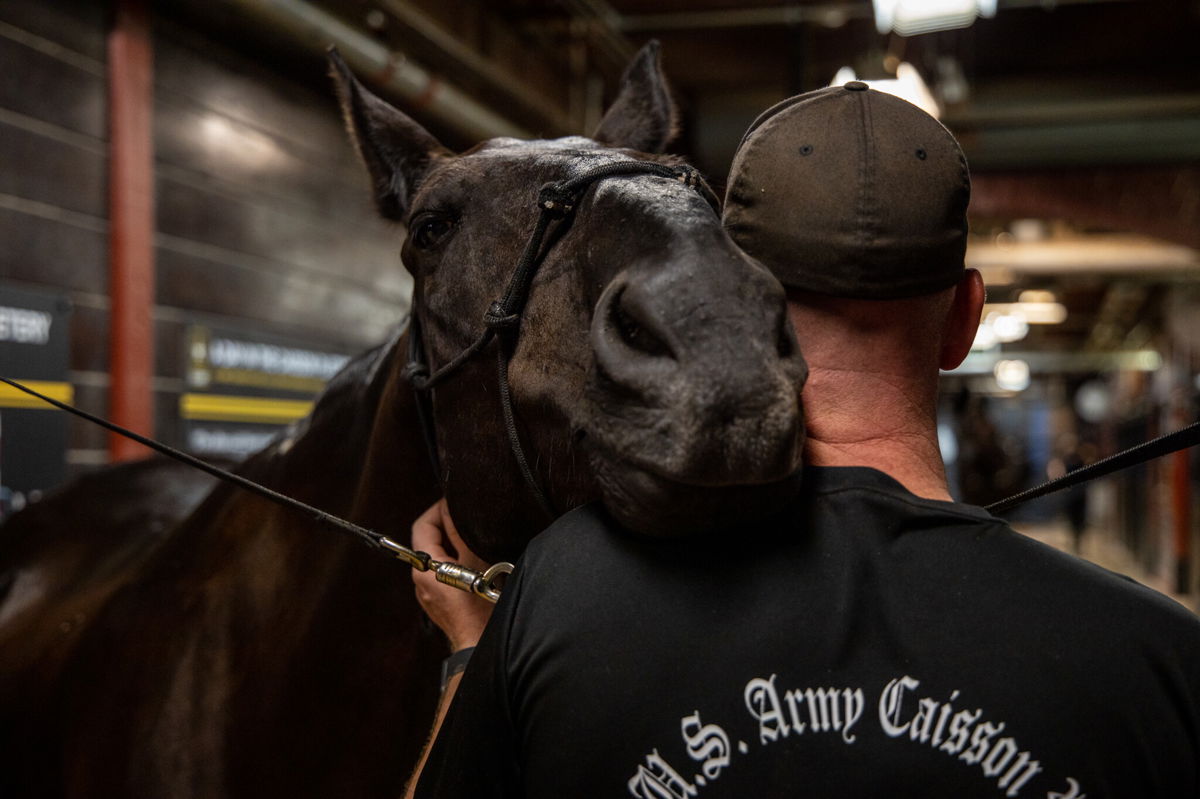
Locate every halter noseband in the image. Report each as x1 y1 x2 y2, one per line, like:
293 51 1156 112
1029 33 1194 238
403 160 720 519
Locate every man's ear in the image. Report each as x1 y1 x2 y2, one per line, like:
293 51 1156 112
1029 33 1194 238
939 269 986 371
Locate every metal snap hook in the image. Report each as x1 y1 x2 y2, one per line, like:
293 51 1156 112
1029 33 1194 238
477 561 514 603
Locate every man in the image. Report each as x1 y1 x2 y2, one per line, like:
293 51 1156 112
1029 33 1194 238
407 83 1200 798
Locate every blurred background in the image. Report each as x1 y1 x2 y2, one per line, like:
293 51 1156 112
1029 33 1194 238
0 0 1197 601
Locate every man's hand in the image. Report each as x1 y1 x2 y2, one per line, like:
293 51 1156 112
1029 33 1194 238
411 499 495 652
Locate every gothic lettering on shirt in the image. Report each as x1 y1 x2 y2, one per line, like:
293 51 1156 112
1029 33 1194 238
879 675 1044 797
681 712 731 780
628 673 1082 798
745 674 866 746
743 674 789 743
1047 777 1087 799
627 748 698 799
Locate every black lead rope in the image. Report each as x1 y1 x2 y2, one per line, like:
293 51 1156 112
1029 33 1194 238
7 369 1198 531
0 376 396 558
0 162 715 602
0 376 513 602
985 420 1200 515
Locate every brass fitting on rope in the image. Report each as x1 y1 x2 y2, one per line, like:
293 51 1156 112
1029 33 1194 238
378 536 513 603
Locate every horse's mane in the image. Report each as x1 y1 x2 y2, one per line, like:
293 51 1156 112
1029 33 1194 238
228 321 408 481
304 322 406 427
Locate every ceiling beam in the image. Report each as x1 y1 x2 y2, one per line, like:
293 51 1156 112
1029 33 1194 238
615 0 1132 32
616 3 871 33
957 117 1200 170
966 235 1199 286
945 94 1200 128
222 0 530 140
955 349 1161 375
971 168 1200 249
378 0 572 134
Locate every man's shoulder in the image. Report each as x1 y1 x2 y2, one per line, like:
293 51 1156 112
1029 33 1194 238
803 466 1200 639
522 502 616 560
1004 527 1197 620
508 503 636 600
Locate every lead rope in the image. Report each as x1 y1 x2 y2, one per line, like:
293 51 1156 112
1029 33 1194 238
0 163 712 606
6 381 1200 598
23 159 1183 601
0 376 512 603
985 420 1200 515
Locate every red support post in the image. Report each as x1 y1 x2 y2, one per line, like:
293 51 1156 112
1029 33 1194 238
107 0 155 461
1171 446 1192 594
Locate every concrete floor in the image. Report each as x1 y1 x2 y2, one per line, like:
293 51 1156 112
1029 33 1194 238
1013 520 1197 615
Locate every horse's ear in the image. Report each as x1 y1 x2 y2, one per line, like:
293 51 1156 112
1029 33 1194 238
328 48 449 221
591 41 678 154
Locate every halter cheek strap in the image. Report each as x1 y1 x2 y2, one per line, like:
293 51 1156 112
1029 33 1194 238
403 161 719 520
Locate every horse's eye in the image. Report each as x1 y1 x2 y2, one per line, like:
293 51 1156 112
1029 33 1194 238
412 215 454 249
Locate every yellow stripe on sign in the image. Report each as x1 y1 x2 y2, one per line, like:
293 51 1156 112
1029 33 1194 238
0 380 74 409
180 393 313 424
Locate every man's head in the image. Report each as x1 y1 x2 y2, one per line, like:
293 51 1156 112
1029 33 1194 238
723 83 985 496
723 81 984 375
724 81 970 300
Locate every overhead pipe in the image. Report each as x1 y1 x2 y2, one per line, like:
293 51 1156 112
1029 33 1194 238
224 0 530 141
559 0 635 71
618 3 871 33
378 0 572 135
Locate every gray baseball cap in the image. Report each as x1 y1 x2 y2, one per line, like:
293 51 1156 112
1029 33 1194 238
723 82 971 299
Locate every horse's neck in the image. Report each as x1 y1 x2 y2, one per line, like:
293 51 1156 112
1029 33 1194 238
345 333 441 540
60 332 445 795
238 326 440 545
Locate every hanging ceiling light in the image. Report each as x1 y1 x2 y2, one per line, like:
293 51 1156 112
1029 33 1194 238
993 359 1031 392
873 0 998 36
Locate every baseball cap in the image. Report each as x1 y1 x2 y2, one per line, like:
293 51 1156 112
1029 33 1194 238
723 82 971 299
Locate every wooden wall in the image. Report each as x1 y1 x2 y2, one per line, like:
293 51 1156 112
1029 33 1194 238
0 0 408 480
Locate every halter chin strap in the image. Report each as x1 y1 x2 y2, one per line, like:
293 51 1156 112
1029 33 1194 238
403 160 720 521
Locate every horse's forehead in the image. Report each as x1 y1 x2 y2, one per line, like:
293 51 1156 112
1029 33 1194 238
418 139 696 224
457 137 646 175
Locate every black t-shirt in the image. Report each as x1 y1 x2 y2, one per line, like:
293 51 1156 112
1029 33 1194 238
416 466 1200 798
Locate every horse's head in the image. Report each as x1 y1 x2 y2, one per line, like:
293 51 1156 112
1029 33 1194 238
333 44 806 562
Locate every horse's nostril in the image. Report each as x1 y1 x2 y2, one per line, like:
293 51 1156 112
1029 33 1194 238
610 287 673 359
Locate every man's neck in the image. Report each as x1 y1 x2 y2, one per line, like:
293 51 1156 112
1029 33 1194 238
801 365 952 502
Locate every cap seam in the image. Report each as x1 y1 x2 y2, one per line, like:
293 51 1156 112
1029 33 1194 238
724 90 844 248
855 89 875 260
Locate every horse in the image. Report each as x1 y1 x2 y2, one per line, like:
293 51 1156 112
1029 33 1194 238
0 457 217 718
0 42 805 797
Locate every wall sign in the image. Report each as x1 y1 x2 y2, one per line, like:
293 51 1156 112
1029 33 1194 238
0 285 72 517
182 325 350 459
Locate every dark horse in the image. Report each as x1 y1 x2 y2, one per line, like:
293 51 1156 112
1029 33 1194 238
0 44 804 797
